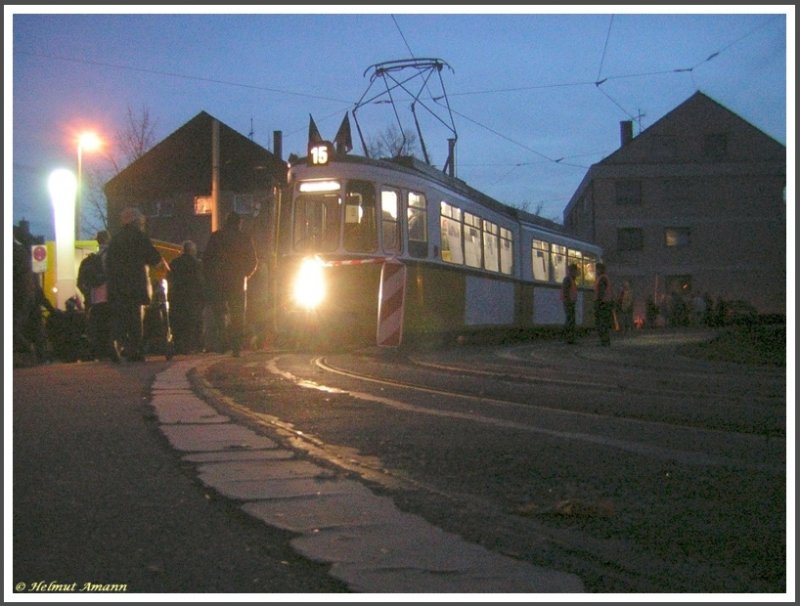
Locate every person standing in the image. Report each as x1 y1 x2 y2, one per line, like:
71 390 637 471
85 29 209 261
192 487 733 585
560 263 579 344
167 240 205 355
78 230 118 361
106 207 166 362
203 211 257 357
617 280 634 336
594 262 614 346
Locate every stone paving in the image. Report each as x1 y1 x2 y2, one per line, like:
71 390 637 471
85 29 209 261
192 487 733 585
150 359 585 593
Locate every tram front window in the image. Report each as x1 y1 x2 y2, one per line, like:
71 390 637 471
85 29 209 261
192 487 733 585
293 193 340 253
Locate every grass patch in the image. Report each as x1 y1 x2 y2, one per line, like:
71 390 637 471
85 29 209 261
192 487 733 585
679 324 786 366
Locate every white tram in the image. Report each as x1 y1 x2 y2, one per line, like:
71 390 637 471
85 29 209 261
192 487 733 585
274 152 602 348
271 58 602 348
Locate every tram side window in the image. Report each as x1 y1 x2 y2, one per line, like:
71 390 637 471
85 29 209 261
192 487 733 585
381 188 401 254
464 212 482 268
531 239 549 282
499 228 513 275
483 220 499 272
440 201 464 264
407 191 428 258
582 255 597 286
552 244 567 284
344 180 378 252
567 249 583 283
293 193 341 253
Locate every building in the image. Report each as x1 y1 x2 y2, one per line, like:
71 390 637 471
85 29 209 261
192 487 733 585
563 92 786 322
104 111 286 257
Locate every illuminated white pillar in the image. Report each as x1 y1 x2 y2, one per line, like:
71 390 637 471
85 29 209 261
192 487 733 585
48 168 77 310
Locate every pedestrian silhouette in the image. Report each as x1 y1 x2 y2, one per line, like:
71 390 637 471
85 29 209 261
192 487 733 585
167 240 205 354
202 211 257 357
106 207 166 362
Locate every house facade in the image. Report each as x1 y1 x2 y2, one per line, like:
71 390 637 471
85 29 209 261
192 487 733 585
104 111 286 258
563 92 786 322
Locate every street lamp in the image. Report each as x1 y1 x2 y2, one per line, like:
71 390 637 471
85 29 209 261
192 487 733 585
76 131 101 240
48 168 78 310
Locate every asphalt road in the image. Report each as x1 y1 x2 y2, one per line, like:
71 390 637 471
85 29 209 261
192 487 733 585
11 359 348 595
196 331 787 593
11 329 788 596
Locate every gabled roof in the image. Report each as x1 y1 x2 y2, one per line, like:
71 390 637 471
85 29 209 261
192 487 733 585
564 91 786 217
598 91 785 166
104 111 285 198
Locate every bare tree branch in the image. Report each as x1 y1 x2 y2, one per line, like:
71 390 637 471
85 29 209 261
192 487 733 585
82 104 158 237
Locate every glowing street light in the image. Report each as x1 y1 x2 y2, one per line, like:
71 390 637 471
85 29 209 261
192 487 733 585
48 168 78 310
76 131 102 239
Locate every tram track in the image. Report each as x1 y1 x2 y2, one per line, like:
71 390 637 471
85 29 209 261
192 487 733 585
315 350 785 441
200 351 786 592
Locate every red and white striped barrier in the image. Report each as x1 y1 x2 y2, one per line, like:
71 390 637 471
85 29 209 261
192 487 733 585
376 258 407 348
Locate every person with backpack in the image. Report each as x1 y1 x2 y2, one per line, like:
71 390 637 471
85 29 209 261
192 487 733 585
78 230 118 362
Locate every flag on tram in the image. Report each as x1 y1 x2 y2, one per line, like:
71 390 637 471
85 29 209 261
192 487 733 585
308 114 323 145
334 112 353 154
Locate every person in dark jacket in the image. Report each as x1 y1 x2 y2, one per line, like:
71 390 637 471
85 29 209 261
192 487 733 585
203 211 257 357
78 230 117 361
166 240 205 355
593 262 614 347
106 207 166 362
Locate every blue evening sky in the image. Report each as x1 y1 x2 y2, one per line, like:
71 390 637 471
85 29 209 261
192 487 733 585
6 6 792 241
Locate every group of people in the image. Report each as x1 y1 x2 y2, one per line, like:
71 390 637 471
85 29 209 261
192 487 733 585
560 262 635 347
77 208 257 362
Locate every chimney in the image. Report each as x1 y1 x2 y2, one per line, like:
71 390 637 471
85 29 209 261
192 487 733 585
620 120 633 147
273 130 283 161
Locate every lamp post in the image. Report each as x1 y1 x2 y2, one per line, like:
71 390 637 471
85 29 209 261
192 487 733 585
76 131 101 240
48 168 78 310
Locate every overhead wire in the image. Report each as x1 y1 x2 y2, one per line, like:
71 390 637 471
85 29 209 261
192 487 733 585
433 13 782 178
19 15 782 190
17 50 352 105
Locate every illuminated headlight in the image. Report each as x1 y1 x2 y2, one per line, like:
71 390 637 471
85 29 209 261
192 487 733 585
293 256 326 310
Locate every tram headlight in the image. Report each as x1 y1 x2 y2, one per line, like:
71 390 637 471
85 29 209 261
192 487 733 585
293 256 326 310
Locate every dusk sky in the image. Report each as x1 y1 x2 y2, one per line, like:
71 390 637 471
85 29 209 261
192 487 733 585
6 7 792 242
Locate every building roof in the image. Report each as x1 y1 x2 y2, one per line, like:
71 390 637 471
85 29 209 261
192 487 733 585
563 91 786 217
104 111 286 199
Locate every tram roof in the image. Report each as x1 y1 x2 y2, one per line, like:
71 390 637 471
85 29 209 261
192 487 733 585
294 153 567 234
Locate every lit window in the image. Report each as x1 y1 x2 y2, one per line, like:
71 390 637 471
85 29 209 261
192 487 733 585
343 180 377 252
381 188 401 253
464 212 482 268
194 196 212 215
551 244 567 283
531 239 549 282
582 255 597 286
499 228 513 274
440 201 463 264
407 191 428 258
483 220 499 272
664 227 691 247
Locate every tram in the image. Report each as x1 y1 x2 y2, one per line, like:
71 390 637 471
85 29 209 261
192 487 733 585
271 60 602 348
